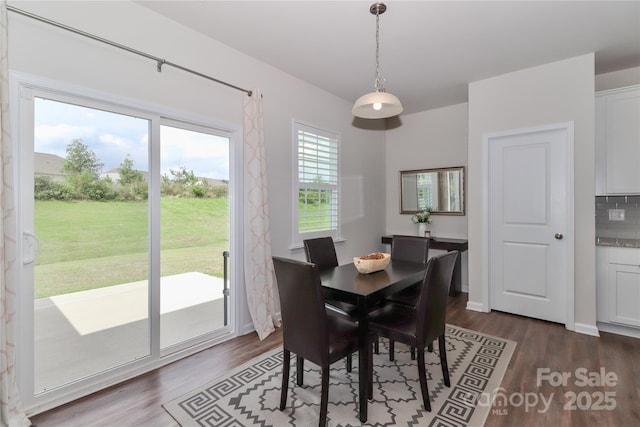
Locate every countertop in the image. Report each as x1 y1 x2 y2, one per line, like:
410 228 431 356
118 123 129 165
596 237 640 248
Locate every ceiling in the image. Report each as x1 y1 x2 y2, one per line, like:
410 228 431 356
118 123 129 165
138 1 640 115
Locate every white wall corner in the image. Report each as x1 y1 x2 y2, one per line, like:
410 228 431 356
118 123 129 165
573 322 600 337
466 301 487 312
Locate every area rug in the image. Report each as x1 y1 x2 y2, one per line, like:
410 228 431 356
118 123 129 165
163 325 516 427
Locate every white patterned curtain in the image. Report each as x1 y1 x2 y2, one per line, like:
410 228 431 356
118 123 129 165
0 2 31 426
243 89 280 340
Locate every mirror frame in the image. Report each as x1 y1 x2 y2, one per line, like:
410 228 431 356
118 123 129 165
400 166 465 215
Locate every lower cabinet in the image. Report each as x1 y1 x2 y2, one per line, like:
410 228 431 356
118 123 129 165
608 263 640 326
597 246 640 331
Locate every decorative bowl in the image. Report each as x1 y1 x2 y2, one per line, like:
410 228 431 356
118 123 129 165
353 252 391 274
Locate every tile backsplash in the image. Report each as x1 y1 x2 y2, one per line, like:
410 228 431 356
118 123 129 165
595 196 640 240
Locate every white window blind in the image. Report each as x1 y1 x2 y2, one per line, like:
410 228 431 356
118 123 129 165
293 122 340 245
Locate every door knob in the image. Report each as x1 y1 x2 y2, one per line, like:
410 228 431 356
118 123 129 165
555 233 563 240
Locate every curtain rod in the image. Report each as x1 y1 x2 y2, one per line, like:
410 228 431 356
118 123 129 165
7 5 253 97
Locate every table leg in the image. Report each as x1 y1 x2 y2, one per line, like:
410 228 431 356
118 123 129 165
357 299 368 423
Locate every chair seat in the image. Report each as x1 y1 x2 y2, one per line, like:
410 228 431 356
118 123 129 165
369 303 418 345
384 283 421 307
325 310 360 362
325 299 358 318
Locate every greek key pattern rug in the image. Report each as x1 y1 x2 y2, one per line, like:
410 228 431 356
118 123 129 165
163 325 516 427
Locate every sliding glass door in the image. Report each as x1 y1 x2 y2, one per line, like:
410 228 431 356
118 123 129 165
17 85 233 409
30 96 151 394
159 122 231 351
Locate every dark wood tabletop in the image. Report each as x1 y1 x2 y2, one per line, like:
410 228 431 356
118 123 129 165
319 260 427 304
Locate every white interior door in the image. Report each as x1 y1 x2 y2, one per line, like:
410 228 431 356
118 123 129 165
488 125 572 324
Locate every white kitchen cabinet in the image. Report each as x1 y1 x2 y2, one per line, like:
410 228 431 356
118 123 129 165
595 85 640 195
597 246 640 331
608 262 640 326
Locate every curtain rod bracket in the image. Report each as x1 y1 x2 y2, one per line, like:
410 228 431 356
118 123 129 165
156 59 166 73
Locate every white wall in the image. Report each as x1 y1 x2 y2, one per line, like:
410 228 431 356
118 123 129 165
596 66 640 91
385 103 469 237
468 54 596 331
384 103 469 288
7 1 387 333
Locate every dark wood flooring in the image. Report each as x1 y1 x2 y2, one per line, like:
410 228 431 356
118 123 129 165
30 294 640 426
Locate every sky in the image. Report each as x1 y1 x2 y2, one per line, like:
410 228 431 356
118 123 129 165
34 97 230 180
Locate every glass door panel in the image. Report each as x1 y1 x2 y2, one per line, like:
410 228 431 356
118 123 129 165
33 97 150 393
159 124 230 350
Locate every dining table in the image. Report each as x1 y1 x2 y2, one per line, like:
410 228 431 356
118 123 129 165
319 260 428 423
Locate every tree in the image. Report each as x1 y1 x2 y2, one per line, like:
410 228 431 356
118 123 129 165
62 139 104 177
62 139 107 199
118 155 144 185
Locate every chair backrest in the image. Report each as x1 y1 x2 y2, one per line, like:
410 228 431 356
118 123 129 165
391 235 430 264
303 237 339 270
415 251 458 345
272 256 328 366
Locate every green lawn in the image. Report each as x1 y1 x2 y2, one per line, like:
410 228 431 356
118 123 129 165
34 199 229 299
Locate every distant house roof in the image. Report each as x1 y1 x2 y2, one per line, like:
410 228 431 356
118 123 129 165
35 154 228 187
34 152 66 182
100 169 226 187
100 168 149 182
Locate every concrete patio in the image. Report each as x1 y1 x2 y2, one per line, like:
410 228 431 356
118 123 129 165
34 272 226 393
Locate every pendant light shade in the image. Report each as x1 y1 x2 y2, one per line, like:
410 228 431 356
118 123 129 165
352 91 403 119
353 2 403 119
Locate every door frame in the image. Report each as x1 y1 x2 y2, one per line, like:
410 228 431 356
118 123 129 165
481 122 575 331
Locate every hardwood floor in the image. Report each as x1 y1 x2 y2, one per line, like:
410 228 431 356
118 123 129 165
30 294 640 426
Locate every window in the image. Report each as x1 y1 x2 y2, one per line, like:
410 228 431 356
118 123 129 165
417 173 433 211
293 121 340 245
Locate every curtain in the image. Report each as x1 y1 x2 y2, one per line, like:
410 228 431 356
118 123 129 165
0 2 31 426
243 89 280 340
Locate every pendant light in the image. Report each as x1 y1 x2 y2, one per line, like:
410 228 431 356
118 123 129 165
352 2 403 119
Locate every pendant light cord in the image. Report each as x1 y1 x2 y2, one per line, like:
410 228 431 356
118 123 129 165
374 9 384 92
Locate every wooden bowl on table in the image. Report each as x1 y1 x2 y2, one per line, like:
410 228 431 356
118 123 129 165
353 252 391 274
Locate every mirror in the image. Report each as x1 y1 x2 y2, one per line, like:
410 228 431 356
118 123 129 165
400 166 465 215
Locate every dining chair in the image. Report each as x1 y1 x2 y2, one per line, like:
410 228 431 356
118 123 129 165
386 234 430 305
272 256 372 427
303 237 359 318
368 251 458 412
303 236 361 371
380 235 430 356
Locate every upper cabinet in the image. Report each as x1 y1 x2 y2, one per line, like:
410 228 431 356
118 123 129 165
596 85 640 195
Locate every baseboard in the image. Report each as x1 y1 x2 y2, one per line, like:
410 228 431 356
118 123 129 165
240 312 282 337
573 322 600 337
466 301 486 312
597 321 640 339
240 322 256 336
